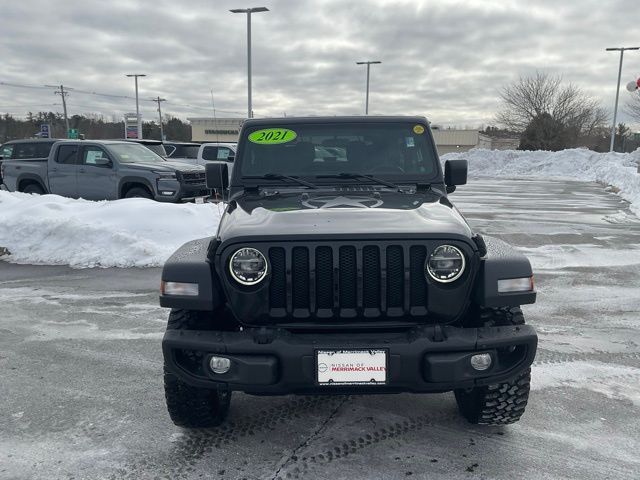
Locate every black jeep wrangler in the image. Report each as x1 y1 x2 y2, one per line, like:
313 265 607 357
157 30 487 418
160 116 537 428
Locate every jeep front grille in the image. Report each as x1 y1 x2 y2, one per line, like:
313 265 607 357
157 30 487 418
267 243 429 320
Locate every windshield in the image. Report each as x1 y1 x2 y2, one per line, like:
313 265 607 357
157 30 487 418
109 143 166 164
170 145 199 159
239 122 438 181
142 144 167 157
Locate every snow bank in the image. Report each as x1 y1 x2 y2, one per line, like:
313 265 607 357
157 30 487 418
442 148 640 215
0 192 223 268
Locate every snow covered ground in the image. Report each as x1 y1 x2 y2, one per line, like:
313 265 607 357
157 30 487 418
442 148 640 215
0 148 638 268
0 192 223 268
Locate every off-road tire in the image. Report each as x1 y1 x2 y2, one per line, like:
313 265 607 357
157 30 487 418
124 186 152 199
454 306 531 425
23 183 45 195
164 309 231 427
164 366 231 428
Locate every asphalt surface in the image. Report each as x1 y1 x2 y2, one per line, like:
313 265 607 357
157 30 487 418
1 178 640 480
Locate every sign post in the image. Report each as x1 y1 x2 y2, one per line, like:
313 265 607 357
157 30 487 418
124 113 140 139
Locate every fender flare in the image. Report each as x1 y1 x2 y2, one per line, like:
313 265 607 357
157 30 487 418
475 236 536 307
159 237 224 311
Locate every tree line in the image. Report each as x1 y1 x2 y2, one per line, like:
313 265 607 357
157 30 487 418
0 112 192 143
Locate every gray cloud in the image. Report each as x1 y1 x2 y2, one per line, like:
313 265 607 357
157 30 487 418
1 0 639 128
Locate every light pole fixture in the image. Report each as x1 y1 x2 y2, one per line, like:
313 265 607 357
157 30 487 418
605 47 639 152
230 7 269 119
356 61 381 115
126 73 147 139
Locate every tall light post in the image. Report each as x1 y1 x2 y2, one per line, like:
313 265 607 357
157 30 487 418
606 47 639 152
356 61 381 115
230 7 269 119
126 73 146 139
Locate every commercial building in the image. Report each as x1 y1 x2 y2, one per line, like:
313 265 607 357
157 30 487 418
188 118 520 152
189 118 244 142
431 129 519 154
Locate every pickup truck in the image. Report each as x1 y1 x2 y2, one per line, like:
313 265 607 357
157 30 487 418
1 140 208 202
0 139 57 185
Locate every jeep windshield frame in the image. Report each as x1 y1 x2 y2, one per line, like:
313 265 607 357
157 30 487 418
233 119 442 190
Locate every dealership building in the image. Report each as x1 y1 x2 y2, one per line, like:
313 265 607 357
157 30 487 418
188 118 518 152
189 118 244 142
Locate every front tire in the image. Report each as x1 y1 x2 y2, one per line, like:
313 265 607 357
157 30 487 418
23 183 45 195
164 366 231 428
124 186 152 199
163 309 231 428
454 307 532 425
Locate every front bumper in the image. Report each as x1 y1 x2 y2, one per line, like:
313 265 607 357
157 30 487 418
162 324 537 395
154 179 209 202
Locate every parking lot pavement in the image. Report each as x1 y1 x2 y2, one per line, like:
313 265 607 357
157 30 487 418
1 178 639 480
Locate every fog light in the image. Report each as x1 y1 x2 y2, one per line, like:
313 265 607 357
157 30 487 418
209 356 231 374
470 353 492 371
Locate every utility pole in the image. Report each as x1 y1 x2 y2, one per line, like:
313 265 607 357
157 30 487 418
126 74 146 139
47 84 71 137
356 61 382 115
151 96 166 140
230 7 269 118
606 47 639 152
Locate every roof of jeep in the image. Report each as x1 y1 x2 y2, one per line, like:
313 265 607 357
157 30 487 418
242 115 429 127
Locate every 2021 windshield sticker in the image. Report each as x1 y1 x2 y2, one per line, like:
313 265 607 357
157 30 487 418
248 128 297 144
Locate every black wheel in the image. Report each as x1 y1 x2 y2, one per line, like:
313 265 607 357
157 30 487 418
124 186 152 199
454 307 531 425
164 366 231 428
23 183 45 195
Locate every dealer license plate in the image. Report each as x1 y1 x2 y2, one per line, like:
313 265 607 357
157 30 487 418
316 349 387 385
195 196 206 204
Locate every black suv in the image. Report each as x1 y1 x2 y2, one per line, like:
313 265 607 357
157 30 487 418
159 116 538 428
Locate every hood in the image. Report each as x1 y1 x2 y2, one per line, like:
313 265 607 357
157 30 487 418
124 160 204 173
217 190 473 244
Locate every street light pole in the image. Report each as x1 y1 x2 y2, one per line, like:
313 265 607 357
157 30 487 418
230 7 269 119
606 47 639 152
126 74 146 139
356 61 381 115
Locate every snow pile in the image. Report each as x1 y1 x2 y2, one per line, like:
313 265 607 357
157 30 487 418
0 191 223 268
442 148 640 215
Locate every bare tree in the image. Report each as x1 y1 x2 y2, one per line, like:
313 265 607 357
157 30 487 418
625 91 640 122
496 72 608 149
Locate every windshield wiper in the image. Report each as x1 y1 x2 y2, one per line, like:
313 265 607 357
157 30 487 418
243 173 318 189
315 172 402 192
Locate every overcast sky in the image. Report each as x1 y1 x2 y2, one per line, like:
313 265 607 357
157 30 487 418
1 0 639 128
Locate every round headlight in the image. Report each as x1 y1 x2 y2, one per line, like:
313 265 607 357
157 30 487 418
426 245 465 283
229 247 268 285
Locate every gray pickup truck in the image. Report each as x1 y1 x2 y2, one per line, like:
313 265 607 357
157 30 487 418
1 140 208 202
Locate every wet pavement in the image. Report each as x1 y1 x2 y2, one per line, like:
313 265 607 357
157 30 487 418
1 178 639 479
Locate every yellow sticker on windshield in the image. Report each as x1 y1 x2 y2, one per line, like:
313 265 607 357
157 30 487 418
248 128 297 144
413 124 425 134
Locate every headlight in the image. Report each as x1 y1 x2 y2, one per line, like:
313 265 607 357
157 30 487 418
229 247 268 285
426 245 465 283
154 171 177 179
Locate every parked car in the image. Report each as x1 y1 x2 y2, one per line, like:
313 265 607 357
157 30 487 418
2 140 207 202
126 139 168 157
0 139 57 185
163 141 200 161
159 116 538 428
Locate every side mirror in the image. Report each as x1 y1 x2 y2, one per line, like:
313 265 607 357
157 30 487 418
206 162 229 190
94 157 112 168
226 155 235 163
444 159 467 193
